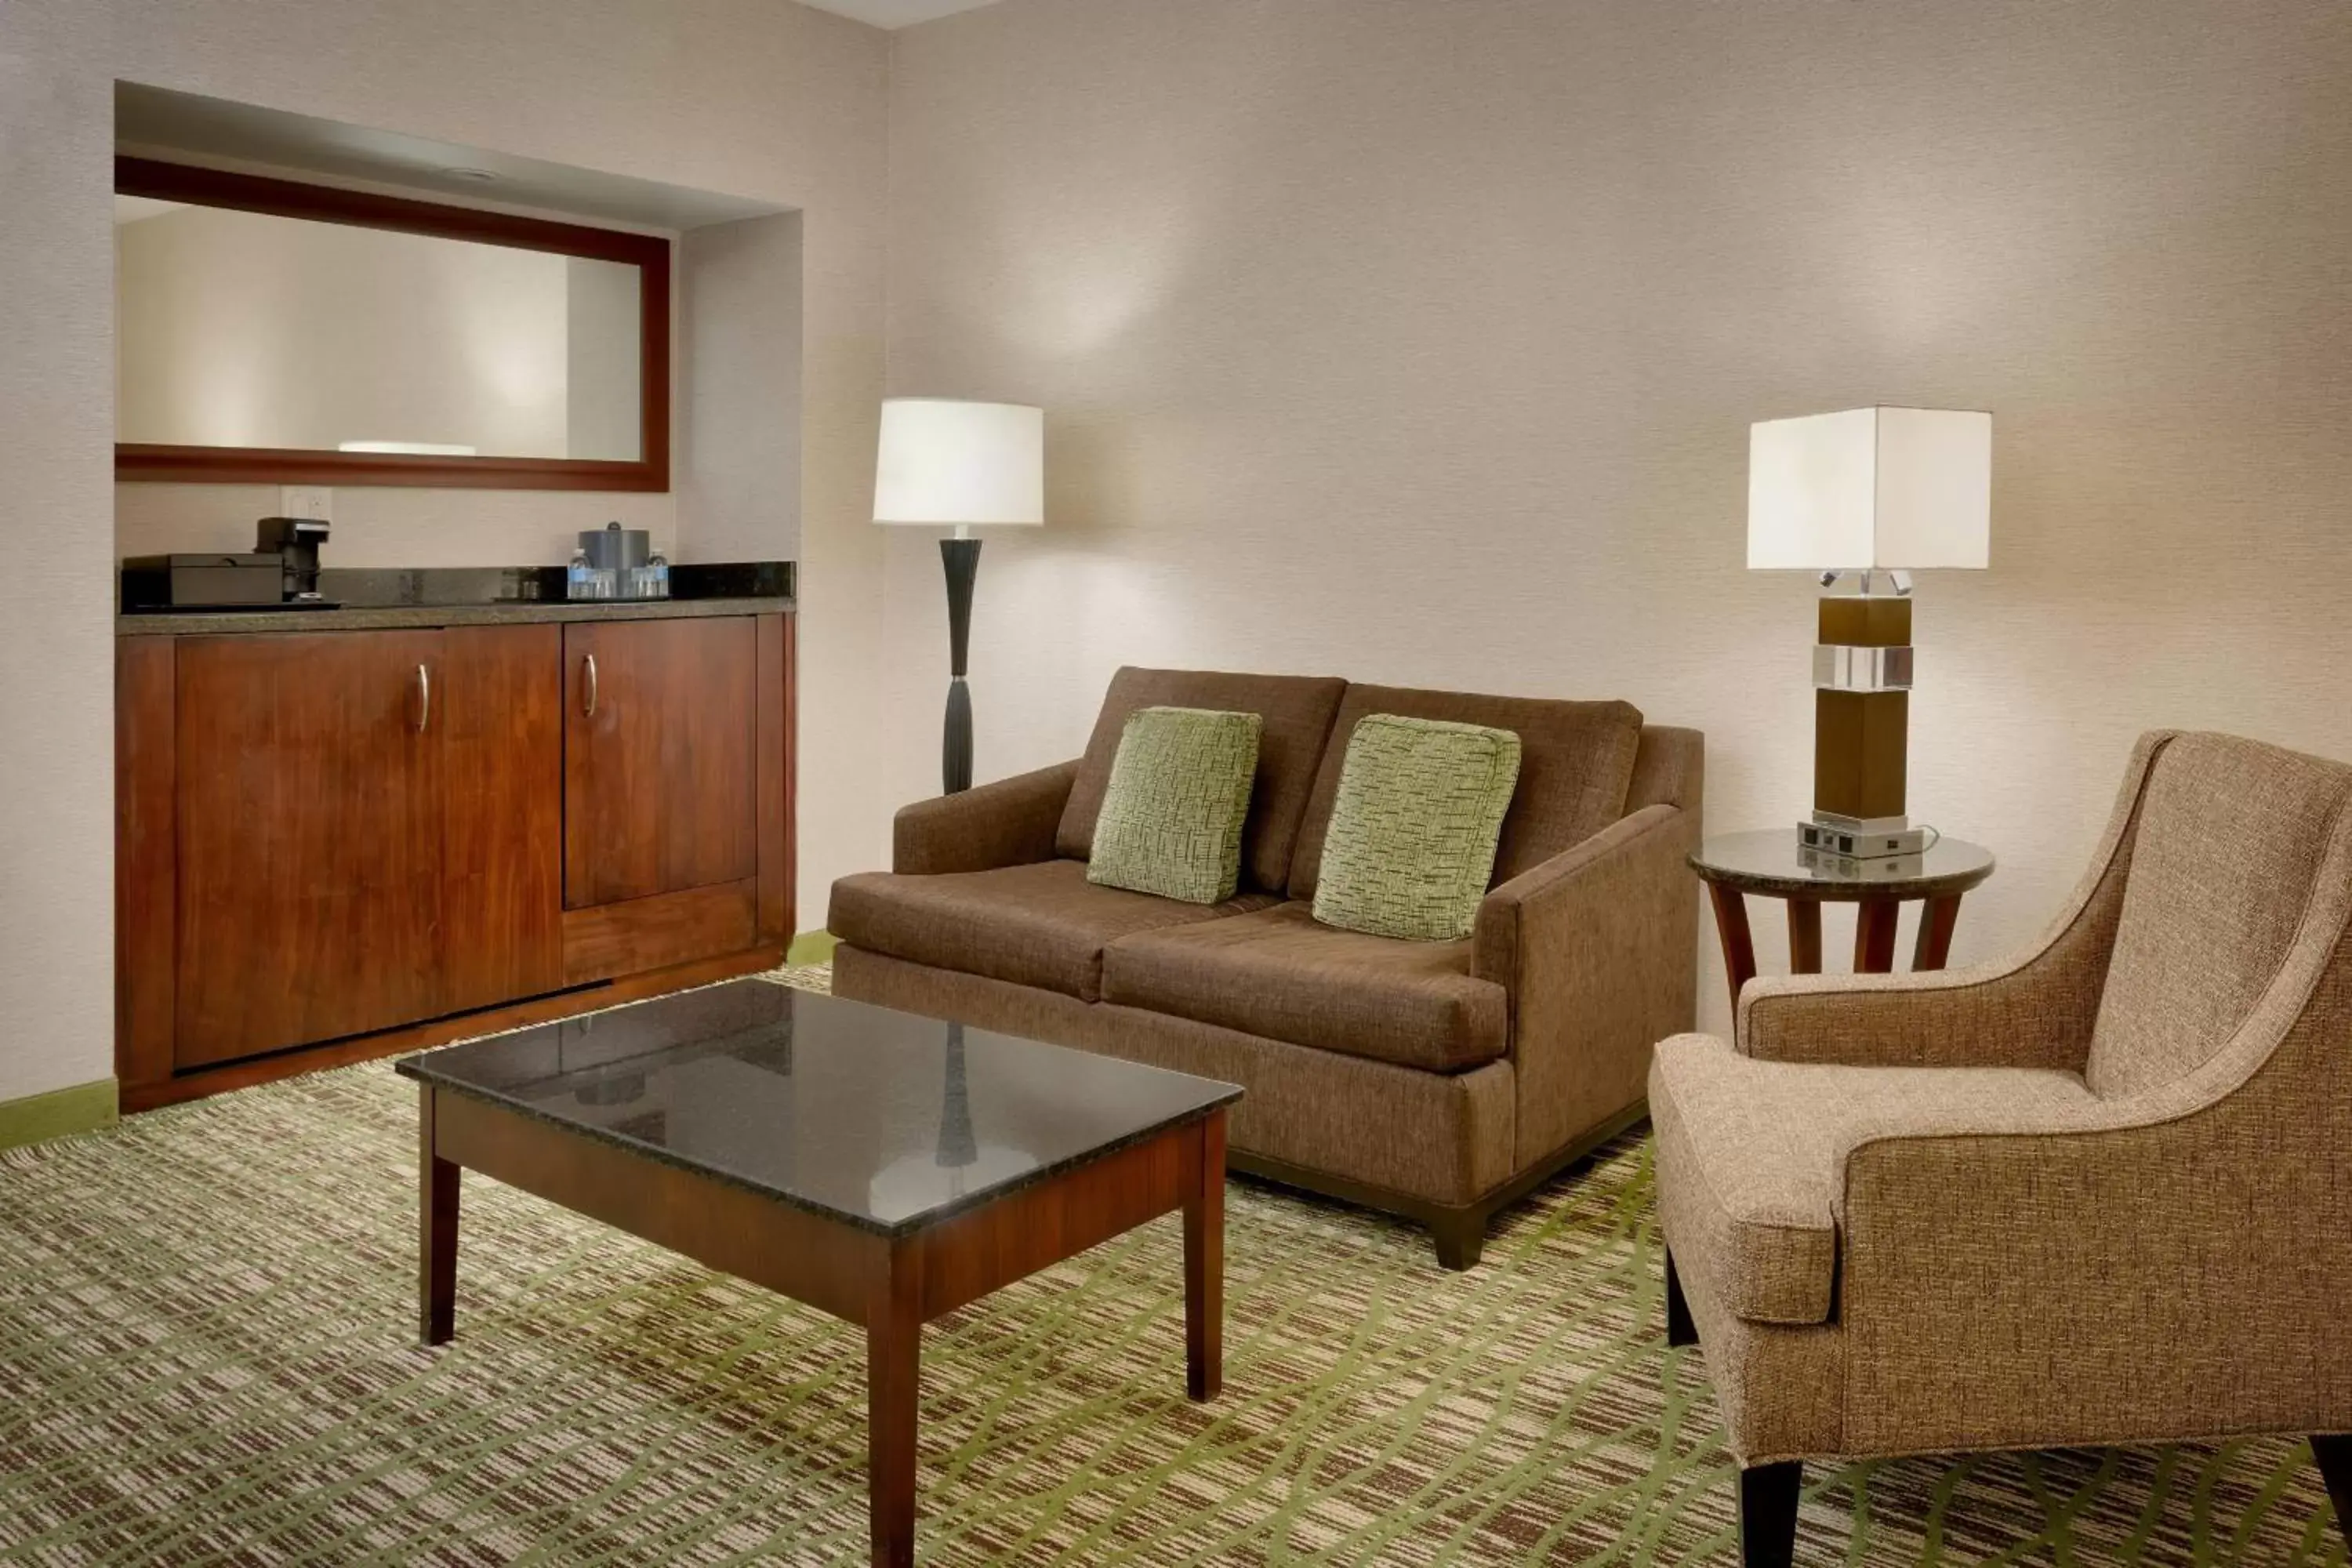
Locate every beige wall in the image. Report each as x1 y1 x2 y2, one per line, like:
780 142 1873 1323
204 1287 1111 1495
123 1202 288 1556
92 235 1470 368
680 213 806 564
883 0 2352 1032
1 0 892 1103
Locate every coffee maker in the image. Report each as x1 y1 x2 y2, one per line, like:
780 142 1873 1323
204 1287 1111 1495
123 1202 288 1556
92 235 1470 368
255 517 330 604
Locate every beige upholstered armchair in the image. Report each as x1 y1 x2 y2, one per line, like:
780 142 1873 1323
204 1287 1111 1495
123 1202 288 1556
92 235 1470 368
1650 730 2352 1566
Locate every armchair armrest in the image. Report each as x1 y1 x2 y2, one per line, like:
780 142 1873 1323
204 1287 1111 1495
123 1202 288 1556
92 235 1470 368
1737 955 2104 1073
1474 803 1699 1157
892 761 1079 876
1831 982 2335 1451
1739 731 2180 1071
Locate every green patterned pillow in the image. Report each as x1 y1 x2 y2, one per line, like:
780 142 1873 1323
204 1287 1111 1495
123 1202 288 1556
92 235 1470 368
1086 706 1263 905
1312 714 1523 942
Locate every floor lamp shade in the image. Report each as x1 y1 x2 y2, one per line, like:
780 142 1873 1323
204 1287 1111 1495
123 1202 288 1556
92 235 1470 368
875 399 1044 528
873 398 1045 794
1747 406 1989 856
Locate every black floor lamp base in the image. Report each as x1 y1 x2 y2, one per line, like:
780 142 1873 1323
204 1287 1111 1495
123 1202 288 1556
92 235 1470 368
941 537 981 794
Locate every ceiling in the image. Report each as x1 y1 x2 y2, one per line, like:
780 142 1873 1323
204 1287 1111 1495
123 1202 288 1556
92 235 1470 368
795 0 1004 27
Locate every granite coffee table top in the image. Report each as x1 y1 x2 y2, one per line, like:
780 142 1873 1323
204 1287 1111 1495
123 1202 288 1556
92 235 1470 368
396 980 1241 1237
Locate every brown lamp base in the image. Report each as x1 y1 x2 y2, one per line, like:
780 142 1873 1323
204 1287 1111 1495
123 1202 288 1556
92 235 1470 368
1812 592 1915 855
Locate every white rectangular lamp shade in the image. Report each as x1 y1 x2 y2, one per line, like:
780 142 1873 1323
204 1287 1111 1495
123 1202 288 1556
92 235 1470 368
1748 406 1990 570
873 398 1044 527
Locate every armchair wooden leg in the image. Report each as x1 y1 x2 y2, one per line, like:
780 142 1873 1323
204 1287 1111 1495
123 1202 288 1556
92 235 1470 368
1665 1248 1696 1348
1430 1207 1486 1271
1738 1461 1802 1568
2314 1434 2352 1548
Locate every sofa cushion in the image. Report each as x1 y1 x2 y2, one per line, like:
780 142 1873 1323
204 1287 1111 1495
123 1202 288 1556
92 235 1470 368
1058 667 1348 895
1289 686 1643 902
1101 901 1508 1073
829 858 1278 1003
1650 1033 2096 1325
1312 715 1523 942
1087 706 1262 904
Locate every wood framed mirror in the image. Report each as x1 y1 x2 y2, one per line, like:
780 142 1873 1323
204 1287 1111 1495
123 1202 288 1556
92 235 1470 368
114 156 670 491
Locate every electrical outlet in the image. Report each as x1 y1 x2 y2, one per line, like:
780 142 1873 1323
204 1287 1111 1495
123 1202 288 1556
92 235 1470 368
278 486 333 521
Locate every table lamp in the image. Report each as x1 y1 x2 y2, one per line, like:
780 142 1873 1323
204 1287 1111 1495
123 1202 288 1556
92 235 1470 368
1748 406 1991 858
874 397 1045 793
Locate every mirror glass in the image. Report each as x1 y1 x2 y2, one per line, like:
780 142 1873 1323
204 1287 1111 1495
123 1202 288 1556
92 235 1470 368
114 198 643 461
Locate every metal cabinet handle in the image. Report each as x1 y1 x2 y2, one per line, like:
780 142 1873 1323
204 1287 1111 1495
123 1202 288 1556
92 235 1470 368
583 653 598 718
415 663 431 732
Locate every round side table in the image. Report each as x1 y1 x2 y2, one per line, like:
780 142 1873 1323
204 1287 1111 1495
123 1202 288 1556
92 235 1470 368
1689 830 1995 1019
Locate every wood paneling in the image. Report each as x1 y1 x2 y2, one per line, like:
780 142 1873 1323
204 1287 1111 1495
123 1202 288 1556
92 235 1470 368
175 633 446 1068
426 1084 885 1326
915 1125 1192 1320
757 613 793 946
562 879 759 986
124 946 782 1112
564 617 759 909
115 637 176 1087
118 612 793 1106
439 625 564 1012
114 157 670 493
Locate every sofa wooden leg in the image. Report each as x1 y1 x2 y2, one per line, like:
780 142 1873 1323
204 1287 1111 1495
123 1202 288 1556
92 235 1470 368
2314 1434 2352 1548
1430 1208 1486 1271
1738 1461 1801 1568
1665 1248 1696 1348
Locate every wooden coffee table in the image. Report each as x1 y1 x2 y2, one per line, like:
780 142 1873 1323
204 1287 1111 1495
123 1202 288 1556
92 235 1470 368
397 980 1239 1568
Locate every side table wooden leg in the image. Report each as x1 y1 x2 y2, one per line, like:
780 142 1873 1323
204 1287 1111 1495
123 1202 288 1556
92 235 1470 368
1706 882 1758 1021
419 1084 459 1348
868 1241 924 1568
1183 1109 1226 1402
1786 898 1822 975
1913 893 1964 971
1854 900 1901 972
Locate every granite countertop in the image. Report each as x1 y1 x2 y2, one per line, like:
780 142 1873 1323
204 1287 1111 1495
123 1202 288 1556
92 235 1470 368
118 562 793 636
118 596 793 636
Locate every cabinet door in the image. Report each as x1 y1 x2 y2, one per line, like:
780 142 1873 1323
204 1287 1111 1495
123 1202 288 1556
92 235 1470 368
440 624 565 1012
176 633 445 1067
563 616 759 909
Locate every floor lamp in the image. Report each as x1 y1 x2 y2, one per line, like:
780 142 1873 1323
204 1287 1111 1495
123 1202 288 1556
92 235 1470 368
873 398 1045 793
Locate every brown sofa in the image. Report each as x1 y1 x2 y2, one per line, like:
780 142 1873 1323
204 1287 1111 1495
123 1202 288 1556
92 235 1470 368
829 666 1703 1267
1654 729 2352 1563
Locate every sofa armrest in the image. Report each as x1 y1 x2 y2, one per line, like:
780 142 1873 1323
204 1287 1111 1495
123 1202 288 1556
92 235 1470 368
892 761 1079 876
1473 803 1699 1159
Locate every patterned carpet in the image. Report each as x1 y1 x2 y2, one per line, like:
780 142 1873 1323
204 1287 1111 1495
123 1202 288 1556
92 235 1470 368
0 968 2342 1566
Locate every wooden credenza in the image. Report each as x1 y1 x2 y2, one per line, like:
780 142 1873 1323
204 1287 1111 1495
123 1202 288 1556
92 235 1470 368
116 608 794 1110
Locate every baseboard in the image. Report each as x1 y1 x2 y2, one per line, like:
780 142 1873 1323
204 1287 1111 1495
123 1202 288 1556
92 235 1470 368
0 1077 120 1152
785 929 838 966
